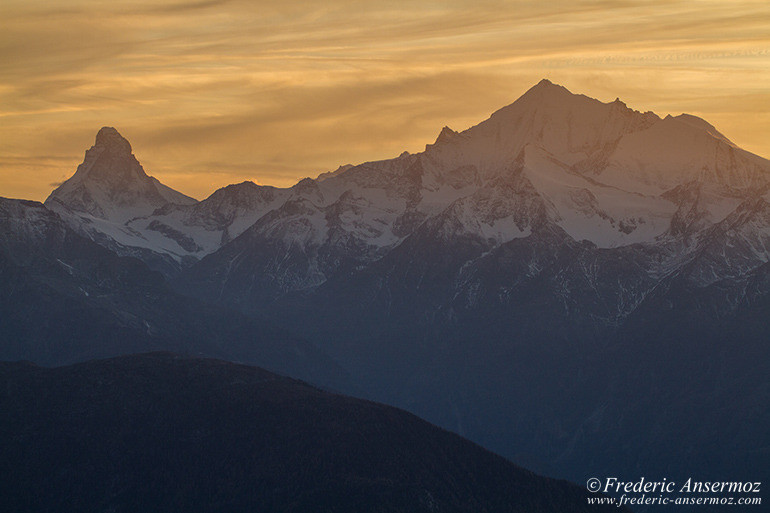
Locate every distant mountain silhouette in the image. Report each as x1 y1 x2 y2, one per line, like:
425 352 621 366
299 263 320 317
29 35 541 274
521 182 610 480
0 353 626 513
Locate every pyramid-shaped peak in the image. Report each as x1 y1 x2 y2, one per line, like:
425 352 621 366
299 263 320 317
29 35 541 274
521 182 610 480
435 126 459 144
44 126 195 223
95 126 132 154
527 78 572 96
487 80 579 121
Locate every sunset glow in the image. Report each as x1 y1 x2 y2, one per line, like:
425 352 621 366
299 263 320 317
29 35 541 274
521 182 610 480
2 0 769 201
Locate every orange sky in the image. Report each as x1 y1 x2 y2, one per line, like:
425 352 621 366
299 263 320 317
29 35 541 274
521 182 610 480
2 0 769 201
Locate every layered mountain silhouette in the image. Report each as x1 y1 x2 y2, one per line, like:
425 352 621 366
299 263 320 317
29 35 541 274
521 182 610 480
0 198 347 389
0 353 626 513
4 80 769 502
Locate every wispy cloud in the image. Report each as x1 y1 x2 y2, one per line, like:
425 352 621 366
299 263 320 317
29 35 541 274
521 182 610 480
1 0 769 200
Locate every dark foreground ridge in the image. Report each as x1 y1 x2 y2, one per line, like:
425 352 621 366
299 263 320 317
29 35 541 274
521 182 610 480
0 352 624 513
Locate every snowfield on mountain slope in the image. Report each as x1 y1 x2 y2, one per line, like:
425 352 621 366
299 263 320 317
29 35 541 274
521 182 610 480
42 80 770 280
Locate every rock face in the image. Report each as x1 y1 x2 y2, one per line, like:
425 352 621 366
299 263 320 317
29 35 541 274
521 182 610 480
0 353 627 513
46 127 196 223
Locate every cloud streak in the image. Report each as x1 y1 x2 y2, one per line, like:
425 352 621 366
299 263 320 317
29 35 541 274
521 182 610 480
1 0 769 201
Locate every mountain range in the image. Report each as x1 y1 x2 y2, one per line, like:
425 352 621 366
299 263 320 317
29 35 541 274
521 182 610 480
3 79 769 506
45 80 770 285
0 197 348 389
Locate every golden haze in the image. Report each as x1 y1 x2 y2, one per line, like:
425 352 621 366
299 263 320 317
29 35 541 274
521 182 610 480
1 0 769 201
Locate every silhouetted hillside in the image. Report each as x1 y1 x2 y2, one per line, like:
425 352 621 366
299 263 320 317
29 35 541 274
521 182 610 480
0 353 624 513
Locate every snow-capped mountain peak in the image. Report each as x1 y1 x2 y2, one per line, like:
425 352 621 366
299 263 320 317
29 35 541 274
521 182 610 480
39 127 202 275
37 82 770 279
420 80 662 185
45 127 195 224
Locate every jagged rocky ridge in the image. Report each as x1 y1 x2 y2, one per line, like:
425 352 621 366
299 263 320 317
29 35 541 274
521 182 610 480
47 81 770 285
8 80 770 494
